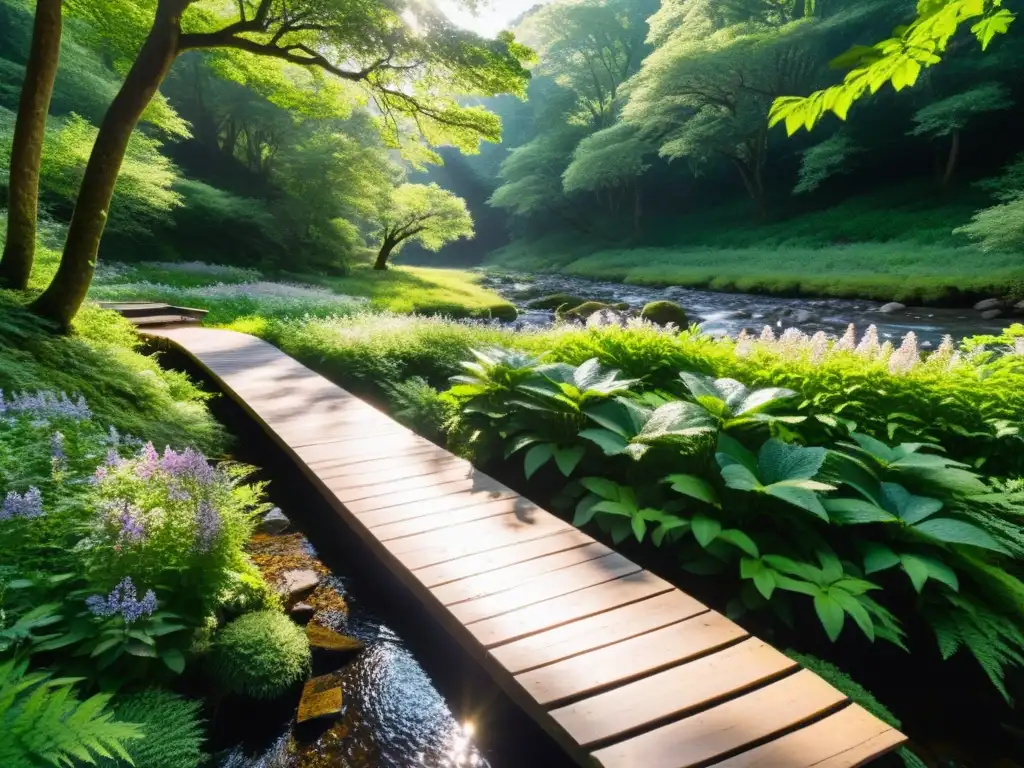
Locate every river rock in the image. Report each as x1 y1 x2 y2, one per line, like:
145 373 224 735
279 569 320 604
297 674 343 724
559 301 620 323
260 507 291 535
879 302 906 314
1014 300 1024 314
587 309 628 328
981 309 1003 320
290 602 316 625
974 298 1003 311
307 624 365 655
640 301 689 328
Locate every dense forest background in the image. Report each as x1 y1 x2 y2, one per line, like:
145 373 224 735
1 0 1022 300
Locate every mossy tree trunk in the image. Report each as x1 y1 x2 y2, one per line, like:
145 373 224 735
0 0 63 290
30 0 188 329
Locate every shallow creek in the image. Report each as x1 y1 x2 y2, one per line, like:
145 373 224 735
484 272 1017 345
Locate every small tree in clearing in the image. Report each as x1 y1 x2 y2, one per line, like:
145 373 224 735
374 184 473 271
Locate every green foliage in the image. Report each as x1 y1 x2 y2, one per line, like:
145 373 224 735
562 123 654 195
0 659 142 767
908 82 1012 138
0 294 224 454
442 337 1024 696
639 301 689 328
210 611 311 700
770 0 1017 134
99 690 205 768
385 377 454 443
378 184 475 261
794 133 862 194
956 154 1024 252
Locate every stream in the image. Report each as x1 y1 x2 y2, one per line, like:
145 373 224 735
482 272 1019 346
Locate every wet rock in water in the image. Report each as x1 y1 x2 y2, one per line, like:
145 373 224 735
279 569 320 604
1014 300 1024 314
640 301 689 328
981 309 1003 320
296 674 343 725
787 309 818 324
527 293 585 311
307 624 365 655
879 302 906 314
559 301 620 323
260 508 291 535
974 298 1003 311
290 602 316 625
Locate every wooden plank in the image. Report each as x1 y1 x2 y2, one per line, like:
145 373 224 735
335 464 483 502
490 590 707 675
451 553 640 625
372 497 530 541
432 542 614 605
526 611 748 709
294 433 431 464
355 487 526 530
467 571 675 649
706 705 905 768
309 446 448 477
590 669 847 768
413 529 600 589
322 455 469 489
549 638 795 745
344 474 512 514
386 512 572 571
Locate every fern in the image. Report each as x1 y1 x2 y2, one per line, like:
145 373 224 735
99 690 205 768
0 660 142 767
928 593 1024 702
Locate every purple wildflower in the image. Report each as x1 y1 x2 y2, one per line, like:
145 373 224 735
135 443 160 480
115 502 147 544
85 577 157 625
1 487 44 521
105 449 123 467
106 426 121 447
195 500 222 552
6 391 92 421
160 447 214 485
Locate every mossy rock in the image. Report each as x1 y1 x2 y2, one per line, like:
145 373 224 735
487 303 519 322
559 301 620 322
640 300 689 328
210 610 311 700
526 293 586 311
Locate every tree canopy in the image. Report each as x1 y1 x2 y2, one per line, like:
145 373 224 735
374 182 474 269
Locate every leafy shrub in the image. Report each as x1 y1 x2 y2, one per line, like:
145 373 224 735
0 659 142 767
445 349 1024 700
210 611 311 700
100 690 206 768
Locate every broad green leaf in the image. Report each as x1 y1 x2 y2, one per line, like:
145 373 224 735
578 429 628 456
830 590 875 641
592 500 636 517
609 517 632 544
720 463 761 492
736 387 796 416
912 518 1010 553
637 401 718 442
881 483 943 524
814 594 846 642
553 445 585 476
716 433 758 474
580 477 620 500
899 553 931 592
631 514 646 543
862 542 901 574
160 648 186 674
739 557 762 579
753 569 777 600
765 485 830 521
824 498 896 525
759 439 827 484
665 474 720 507
972 9 1014 50
505 434 541 457
652 516 690 547
524 444 554 479
764 555 824 584
691 514 722 548
574 493 601 527
718 529 760 558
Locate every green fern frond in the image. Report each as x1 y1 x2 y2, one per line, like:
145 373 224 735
928 593 1024 702
0 660 142 767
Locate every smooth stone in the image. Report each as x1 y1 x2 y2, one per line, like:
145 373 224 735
1014 300 1024 313
307 624 365 655
260 507 291 535
981 309 1003 320
974 298 1003 311
290 602 316 625
879 302 906 314
296 674 343 724
279 569 320 603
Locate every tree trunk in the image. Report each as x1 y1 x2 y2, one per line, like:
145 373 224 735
0 0 63 289
374 240 396 270
31 0 186 329
942 131 961 187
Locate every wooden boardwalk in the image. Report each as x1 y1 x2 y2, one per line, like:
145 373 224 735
149 326 906 768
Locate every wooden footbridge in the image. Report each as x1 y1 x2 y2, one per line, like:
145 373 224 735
146 324 906 768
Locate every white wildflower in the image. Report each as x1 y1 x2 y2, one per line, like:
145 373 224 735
856 325 881 358
888 332 920 375
759 326 776 343
735 329 753 357
835 324 857 352
1015 338 1024 356
809 331 829 364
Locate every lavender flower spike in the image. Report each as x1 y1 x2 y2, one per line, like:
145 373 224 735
86 577 157 625
1 487 44 521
